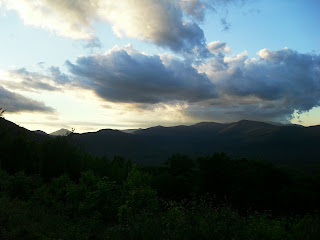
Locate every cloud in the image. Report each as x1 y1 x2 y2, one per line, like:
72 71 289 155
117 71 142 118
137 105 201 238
1 0 253 57
179 0 250 22
179 0 207 22
195 47 320 121
183 97 296 124
82 37 102 49
1 0 97 40
1 67 69 92
66 45 217 104
100 0 209 56
207 41 231 53
48 67 70 85
1 0 210 56
65 45 320 122
204 0 251 32
220 17 231 31
3 43 316 124
0 85 54 113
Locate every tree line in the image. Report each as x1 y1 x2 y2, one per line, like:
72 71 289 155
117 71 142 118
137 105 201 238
0 124 319 239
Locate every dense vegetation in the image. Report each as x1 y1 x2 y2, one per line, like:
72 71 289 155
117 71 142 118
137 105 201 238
0 123 320 239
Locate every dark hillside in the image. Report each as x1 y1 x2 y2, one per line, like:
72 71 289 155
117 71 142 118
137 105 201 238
72 120 320 165
0 118 320 240
0 118 49 142
72 129 167 164
1 118 319 165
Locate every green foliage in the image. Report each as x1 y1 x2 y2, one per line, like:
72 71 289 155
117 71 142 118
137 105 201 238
124 164 150 190
1 128 320 239
40 137 83 180
165 153 194 176
119 186 159 223
195 153 290 212
0 134 39 174
79 176 120 223
119 166 159 223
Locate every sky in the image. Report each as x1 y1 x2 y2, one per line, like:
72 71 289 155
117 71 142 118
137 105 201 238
0 0 319 133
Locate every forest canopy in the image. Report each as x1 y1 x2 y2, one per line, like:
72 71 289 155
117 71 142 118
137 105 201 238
0 121 319 239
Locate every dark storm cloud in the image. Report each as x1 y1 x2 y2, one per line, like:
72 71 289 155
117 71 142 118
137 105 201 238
57 45 320 123
66 46 320 123
0 85 54 113
224 49 320 111
183 98 296 124
66 46 217 104
196 48 320 121
159 20 209 57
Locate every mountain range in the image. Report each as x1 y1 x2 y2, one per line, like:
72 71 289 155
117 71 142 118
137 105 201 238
67 120 320 165
1 117 319 165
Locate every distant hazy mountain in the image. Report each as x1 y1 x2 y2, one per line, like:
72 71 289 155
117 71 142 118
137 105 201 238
264 121 304 127
50 128 71 136
120 128 143 134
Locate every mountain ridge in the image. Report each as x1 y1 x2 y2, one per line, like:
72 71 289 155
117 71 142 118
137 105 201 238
1 118 319 165
71 119 319 165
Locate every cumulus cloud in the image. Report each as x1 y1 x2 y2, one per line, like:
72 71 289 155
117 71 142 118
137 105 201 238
0 85 54 113
207 41 231 53
64 46 320 122
1 0 97 39
195 48 320 121
3 43 317 123
1 0 210 56
100 0 209 56
179 0 207 21
1 67 69 92
65 45 318 121
66 45 216 104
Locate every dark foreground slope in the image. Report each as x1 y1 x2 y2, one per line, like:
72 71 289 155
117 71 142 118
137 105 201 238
0 117 49 142
1 117 320 239
73 120 320 165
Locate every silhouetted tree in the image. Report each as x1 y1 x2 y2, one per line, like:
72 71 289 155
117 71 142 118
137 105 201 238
165 154 194 176
0 108 5 118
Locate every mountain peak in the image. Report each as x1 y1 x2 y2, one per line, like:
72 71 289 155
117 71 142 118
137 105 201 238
50 128 71 136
